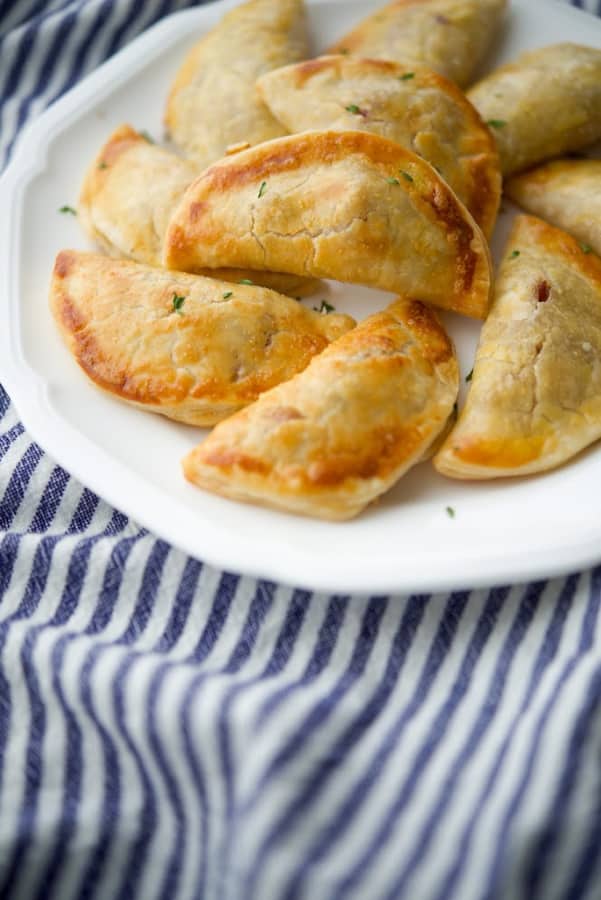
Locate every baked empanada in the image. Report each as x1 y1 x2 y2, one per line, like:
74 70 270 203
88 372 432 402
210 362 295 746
434 215 601 479
164 131 493 319
164 0 307 169
183 298 459 520
79 125 318 297
257 56 501 237
507 159 601 258
468 44 601 177
326 0 507 89
50 250 354 426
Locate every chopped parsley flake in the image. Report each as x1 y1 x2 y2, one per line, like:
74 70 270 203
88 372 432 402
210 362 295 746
222 291 233 299
466 369 473 383
581 243 593 254
387 177 400 185
98 161 108 170
400 72 415 81
510 250 521 259
172 293 186 314
140 130 154 143
487 119 507 129
258 181 267 198
446 506 456 519
58 205 77 215
339 48 350 55
346 104 361 114
239 278 254 285
400 171 413 182
314 300 335 314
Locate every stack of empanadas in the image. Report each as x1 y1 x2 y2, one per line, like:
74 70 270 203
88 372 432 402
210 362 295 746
50 0 601 521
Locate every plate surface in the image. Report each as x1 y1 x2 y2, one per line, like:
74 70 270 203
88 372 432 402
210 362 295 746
1 0 601 595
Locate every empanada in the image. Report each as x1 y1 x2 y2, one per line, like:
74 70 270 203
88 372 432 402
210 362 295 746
257 56 501 237
326 0 507 89
507 159 601 258
50 250 354 426
183 298 459 520
79 125 318 297
164 0 307 169
468 44 601 177
164 131 493 319
434 215 601 479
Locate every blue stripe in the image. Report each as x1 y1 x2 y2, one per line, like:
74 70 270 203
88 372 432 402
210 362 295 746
28 466 70 532
244 596 391 892
74 644 122 900
154 557 203 652
116 539 170 645
283 589 498 897
253 593 349 730
382 583 544 899
0 385 11 418
0 442 44 529
0 422 25 461
437 574 579 899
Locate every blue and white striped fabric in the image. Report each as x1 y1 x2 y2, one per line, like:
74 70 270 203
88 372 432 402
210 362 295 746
2 1 601 897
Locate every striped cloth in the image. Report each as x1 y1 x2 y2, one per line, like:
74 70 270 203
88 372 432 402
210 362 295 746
2 1 601 897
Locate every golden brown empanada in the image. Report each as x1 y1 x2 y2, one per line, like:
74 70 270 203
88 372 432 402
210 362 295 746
468 44 601 177
50 250 354 426
507 159 601 258
79 125 319 297
164 131 493 319
326 0 507 89
434 215 601 479
183 298 459 520
164 0 307 169
257 56 501 237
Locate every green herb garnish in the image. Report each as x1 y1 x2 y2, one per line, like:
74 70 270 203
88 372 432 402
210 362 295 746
140 130 154 143
172 293 186 314
313 300 335 314
510 250 521 259
581 243 593 254
258 181 267 198
339 47 350 55
59 205 77 215
446 506 456 519
239 278 254 285
346 104 361 114
387 177 401 185
222 291 233 299
98 161 108 170
466 369 473 383
400 171 413 183
400 72 415 81
487 119 507 129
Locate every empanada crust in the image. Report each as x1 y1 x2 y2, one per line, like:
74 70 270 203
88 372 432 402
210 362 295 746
163 131 493 319
326 0 507 88
434 215 601 479
183 298 459 520
468 44 601 176
49 251 354 426
79 125 319 297
164 0 307 169
507 159 601 259
257 56 500 237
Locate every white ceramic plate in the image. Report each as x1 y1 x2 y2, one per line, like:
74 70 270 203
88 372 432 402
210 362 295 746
2 0 601 595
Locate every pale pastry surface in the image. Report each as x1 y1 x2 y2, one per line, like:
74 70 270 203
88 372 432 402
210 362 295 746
163 130 493 319
183 298 459 520
468 44 601 176
49 250 355 427
326 0 507 89
164 0 307 169
434 215 601 479
78 124 319 297
257 56 501 237
507 159 601 259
